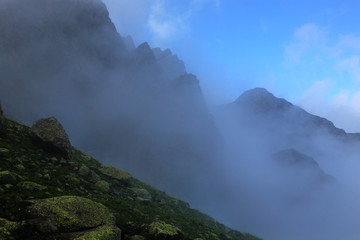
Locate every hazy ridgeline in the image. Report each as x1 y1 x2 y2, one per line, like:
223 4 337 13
0 0 359 239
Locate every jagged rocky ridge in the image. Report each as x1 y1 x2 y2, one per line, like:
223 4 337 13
0 106 260 240
0 0 220 199
1 0 359 239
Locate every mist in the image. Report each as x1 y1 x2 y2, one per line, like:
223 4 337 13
1 0 360 240
210 90 360 239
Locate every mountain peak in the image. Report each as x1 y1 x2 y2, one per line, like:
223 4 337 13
234 87 292 113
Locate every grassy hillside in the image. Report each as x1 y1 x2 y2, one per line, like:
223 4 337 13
0 116 261 240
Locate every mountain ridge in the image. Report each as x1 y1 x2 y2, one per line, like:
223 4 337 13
231 87 357 141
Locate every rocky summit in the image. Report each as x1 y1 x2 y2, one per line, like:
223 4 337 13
30 117 73 160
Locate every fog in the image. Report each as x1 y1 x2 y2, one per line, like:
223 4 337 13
210 93 360 239
0 0 360 240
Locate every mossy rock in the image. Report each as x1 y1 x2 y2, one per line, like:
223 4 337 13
30 117 72 160
67 224 121 240
17 181 47 192
27 196 116 233
0 171 22 184
4 184 13 190
15 164 25 171
78 164 90 177
100 166 131 182
95 180 110 192
0 218 24 240
130 188 152 200
65 174 82 185
0 148 9 153
148 221 181 238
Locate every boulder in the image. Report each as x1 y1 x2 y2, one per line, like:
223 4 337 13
95 180 110 192
66 224 121 240
78 164 90 177
100 165 132 182
27 196 119 236
17 181 47 193
130 188 152 200
148 221 181 239
31 117 72 159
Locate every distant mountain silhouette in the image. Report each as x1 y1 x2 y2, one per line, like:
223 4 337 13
230 87 357 141
271 148 335 185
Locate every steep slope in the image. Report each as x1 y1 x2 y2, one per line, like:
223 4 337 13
0 0 220 200
0 107 260 240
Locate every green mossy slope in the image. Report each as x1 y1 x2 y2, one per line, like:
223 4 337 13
0 117 262 240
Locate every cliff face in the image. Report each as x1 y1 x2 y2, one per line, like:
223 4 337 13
0 0 220 198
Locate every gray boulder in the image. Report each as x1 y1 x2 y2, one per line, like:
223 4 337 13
31 117 72 159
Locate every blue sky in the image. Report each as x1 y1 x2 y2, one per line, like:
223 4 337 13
104 0 360 132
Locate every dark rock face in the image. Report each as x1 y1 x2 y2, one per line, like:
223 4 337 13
31 117 72 159
0 103 4 132
271 148 335 184
153 47 186 81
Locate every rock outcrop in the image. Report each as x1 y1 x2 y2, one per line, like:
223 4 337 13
30 117 72 159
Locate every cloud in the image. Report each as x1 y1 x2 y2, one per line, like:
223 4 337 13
147 0 220 43
103 0 220 47
337 35 360 52
148 0 190 40
336 55 360 82
285 23 327 63
284 24 360 132
299 79 360 132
